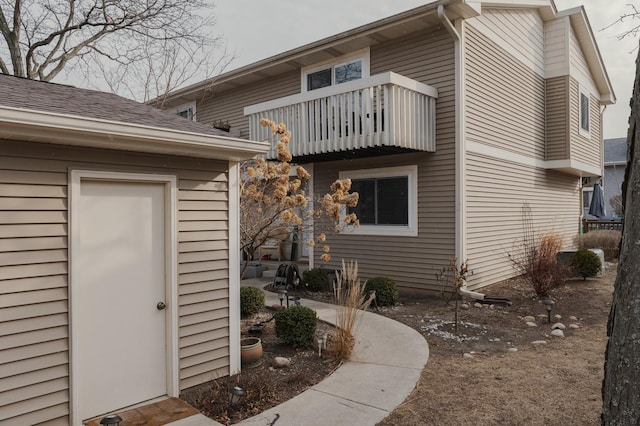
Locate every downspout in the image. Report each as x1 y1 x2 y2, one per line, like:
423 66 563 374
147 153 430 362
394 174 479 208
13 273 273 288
438 6 481 300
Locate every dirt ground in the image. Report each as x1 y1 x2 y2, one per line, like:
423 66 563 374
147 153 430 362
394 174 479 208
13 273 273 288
185 265 614 425
377 264 615 426
183 308 341 425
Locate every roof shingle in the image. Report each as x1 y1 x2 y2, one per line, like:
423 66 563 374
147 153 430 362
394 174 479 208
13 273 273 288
0 74 228 137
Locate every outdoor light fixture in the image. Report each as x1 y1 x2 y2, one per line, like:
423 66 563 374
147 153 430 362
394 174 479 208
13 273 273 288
543 299 555 324
318 337 323 357
322 333 328 349
99 415 122 426
278 289 286 307
228 386 245 419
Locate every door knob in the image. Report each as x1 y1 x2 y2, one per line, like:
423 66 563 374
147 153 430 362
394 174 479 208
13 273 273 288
157 301 166 310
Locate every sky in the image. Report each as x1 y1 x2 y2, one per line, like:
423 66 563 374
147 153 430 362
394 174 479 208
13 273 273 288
212 0 637 139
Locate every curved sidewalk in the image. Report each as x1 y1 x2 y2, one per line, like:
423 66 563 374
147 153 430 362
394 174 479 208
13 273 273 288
172 278 429 426
239 278 429 426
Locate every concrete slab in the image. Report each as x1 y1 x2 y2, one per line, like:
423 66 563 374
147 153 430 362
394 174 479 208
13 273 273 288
167 414 224 426
312 361 422 411
237 388 388 426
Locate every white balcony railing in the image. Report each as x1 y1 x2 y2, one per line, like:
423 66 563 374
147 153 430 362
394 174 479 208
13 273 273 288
244 72 438 159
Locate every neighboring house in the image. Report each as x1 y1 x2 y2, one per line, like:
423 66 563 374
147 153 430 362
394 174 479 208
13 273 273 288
162 0 614 293
0 75 267 424
583 137 626 218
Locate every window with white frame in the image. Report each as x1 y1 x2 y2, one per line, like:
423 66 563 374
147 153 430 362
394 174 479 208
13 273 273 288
579 90 590 136
340 165 418 236
302 49 370 92
176 103 196 121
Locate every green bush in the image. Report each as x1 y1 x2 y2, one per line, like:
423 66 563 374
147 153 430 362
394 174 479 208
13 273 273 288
364 276 399 306
302 268 331 292
274 306 317 348
570 249 602 280
575 230 621 261
240 287 265 317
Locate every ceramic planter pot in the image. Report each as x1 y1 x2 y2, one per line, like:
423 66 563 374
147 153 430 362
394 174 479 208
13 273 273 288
240 337 263 368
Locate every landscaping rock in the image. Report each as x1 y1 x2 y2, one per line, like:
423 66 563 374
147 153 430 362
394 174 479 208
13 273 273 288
569 324 580 329
552 323 566 330
551 329 565 338
474 302 483 308
569 315 578 321
463 353 474 359
526 321 538 327
554 314 562 320
523 316 536 322
272 357 291 368
508 348 518 353
460 303 470 310
531 340 548 345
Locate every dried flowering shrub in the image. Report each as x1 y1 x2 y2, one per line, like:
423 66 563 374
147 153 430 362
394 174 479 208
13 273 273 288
240 119 359 276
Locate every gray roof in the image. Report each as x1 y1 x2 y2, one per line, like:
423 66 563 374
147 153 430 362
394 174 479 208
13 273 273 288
604 138 627 164
0 74 228 137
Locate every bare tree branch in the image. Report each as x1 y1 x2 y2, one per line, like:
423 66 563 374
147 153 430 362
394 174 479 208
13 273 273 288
0 0 225 100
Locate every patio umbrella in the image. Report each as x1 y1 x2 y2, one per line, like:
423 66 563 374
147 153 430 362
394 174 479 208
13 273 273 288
589 182 606 218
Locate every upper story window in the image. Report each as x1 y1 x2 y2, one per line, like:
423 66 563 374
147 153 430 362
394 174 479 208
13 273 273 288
176 103 196 121
302 49 370 92
580 89 590 136
340 165 417 237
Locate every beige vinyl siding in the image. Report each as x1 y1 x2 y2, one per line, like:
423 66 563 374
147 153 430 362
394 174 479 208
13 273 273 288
544 17 569 78
546 76 570 160
312 27 456 294
0 140 231 423
569 22 598 95
466 24 546 159
465 152 579 289
197 70 300 139
468 8 545 77
569 77 601 168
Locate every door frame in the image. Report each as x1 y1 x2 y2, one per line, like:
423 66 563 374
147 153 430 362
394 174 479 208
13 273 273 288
68 170 179 423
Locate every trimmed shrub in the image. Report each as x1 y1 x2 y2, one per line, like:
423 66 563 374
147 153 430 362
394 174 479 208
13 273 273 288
575 230 621 261
240 287 265 317
364 277 399 306
274 306 317 348
570 249 602 280
302 268 331 292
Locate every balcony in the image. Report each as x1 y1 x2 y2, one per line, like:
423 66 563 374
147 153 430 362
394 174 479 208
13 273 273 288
244 72 438 162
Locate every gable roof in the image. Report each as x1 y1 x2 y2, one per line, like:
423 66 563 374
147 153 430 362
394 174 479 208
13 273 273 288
0 74 268 161
161 0 614 107
604 138 627 165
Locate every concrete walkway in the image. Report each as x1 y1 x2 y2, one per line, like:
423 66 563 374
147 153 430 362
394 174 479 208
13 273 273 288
170 277 429 426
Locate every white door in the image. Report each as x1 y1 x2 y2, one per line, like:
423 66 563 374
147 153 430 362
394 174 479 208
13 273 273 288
74 179 168 421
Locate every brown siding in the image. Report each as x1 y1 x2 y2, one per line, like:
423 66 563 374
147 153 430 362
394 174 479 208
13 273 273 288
0 140 231 423
197 70 300 139
465 25 546 159
569 77 601 168
546 76 570 160
465 153 579 289
313 27 456 294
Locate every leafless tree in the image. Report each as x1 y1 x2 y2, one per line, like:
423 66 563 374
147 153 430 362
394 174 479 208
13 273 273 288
0 0 229 100
601 42 640 425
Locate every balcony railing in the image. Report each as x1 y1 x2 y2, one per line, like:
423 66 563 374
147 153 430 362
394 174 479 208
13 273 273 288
244 72 438 160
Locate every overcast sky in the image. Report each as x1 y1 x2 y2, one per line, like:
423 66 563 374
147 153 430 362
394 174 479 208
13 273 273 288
213 0 636 139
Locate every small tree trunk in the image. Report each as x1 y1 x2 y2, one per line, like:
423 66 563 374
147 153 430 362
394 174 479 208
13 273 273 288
601 46 640 425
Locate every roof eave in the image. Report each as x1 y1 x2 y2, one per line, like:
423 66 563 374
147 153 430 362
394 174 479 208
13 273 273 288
558 6 616 104
0 106 269 162
157 0 480 106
